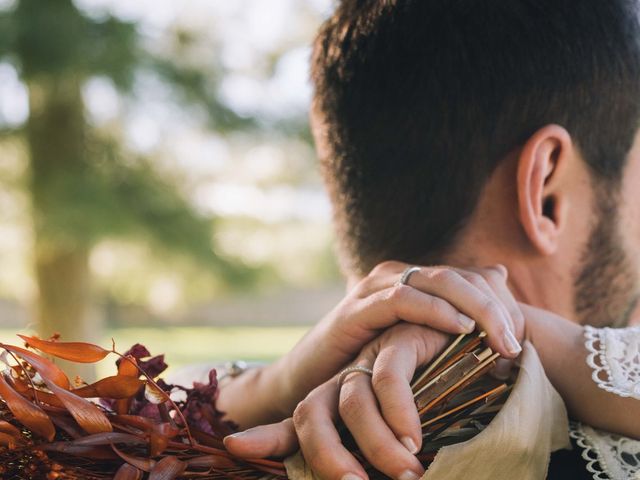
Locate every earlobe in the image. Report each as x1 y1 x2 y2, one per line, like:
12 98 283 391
516 124 571 256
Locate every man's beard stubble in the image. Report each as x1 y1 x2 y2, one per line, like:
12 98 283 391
573 186 640 327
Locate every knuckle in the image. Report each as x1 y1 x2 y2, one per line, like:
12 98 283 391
352 276 374 298
481 268 503 285
371 368 400 394
478 297 502 320
427 268 458 285
367 441 393 463
305 446 334 472
425 295 451 318
466 272 489 289
371 260 401 276
387 283 411 305
339 391 366 420
292 400 313 428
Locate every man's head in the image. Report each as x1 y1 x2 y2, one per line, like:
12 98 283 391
311 0 640 326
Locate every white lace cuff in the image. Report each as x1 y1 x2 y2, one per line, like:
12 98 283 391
570 422 640 480
584 325 640 399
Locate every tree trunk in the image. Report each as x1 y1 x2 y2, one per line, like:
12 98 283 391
25 74 99 381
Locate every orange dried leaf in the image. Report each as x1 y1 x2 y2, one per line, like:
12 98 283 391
0 374 55 441
43 379 113 434
118 355 140 378
0 431 25 448
1 343 70 389
73 376 144 399
149 456 187 480
186 454 237 469
0 420 22 438
144 382 166 405
9 376 68 409
41 443 119 459
112 444 156 472
115 356 139 415
112 414 156 433
18 335 110 363
60 432 146 447
115 463 143 480
51 415 85 439
153 422 181 439
149 431 169 457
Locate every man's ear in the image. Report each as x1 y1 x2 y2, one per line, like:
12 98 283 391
516 124 572 255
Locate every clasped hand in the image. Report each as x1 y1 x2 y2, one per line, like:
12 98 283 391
224 261 524 480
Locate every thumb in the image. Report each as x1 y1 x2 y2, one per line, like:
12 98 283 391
224 418 299 458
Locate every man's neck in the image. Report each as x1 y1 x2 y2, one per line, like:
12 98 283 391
443 247 579 324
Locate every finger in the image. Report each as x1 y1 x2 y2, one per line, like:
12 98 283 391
339 372 425 480
361 284 477 334
467 265 526 341
224 418 298 459
293 381 370 480
455 268 517 334
371 339 426 455
451 268 518 347
354 261 408 298
407 268 520 358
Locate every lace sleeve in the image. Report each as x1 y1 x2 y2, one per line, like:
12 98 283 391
584 325 640 399
569 421 640 480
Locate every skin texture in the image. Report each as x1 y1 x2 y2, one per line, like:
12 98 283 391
221 124 640 479
447 125 640 327
216 262 523 428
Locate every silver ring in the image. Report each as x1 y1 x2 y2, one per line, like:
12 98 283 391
397 266 421 286
337 365 374 388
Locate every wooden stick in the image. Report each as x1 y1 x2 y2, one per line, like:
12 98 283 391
418 350 500 416
421 383 508 428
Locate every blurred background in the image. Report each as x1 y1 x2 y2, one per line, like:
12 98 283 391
0 0 344 378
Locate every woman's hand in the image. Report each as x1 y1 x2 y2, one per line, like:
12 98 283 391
225 324 450 480
217 261 524 428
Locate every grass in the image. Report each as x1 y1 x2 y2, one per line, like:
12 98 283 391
0 326 309 378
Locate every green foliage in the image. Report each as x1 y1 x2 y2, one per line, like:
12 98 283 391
34 133 256 285
0 0 272 291
2 0 138 88
149 57 254 133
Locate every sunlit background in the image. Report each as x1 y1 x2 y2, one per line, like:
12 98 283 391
0 0 344 378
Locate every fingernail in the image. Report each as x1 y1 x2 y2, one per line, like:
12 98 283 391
399 470 422 480
401 436 419 454
225 431 247 439
341 474 364 480
458 315 476 333
503 330 522 356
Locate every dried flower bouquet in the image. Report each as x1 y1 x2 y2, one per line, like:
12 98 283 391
0 331 512 479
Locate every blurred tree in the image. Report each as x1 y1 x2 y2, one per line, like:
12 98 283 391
0 0 258 376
